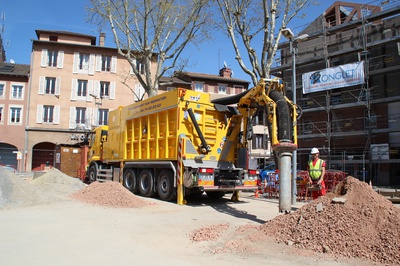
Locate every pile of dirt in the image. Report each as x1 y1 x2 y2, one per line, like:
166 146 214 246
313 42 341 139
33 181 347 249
31 168 86 196
188 177 400 265
189 223 230 242
260 176 400 265
0 168 86 209
70 181 151 208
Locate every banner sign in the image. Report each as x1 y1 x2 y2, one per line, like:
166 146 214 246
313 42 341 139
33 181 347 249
302 61 365 94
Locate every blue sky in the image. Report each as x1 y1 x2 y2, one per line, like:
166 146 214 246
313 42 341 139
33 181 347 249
1 0 390 81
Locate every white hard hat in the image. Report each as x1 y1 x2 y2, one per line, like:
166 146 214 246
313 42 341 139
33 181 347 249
311 147 319 154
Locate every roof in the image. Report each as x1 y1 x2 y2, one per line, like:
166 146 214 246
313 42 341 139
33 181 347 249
159 76 191 85
176 71 250 84
35 29 96 43
0 63 30 77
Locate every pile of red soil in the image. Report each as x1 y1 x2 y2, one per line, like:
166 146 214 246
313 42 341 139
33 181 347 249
261 176 400 265
70 181 152 208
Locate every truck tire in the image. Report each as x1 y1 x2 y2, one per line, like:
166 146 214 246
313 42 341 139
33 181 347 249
88 163 98 183
139 169 156 197
206 191 225 199
157 170 176 202
123 169 139 194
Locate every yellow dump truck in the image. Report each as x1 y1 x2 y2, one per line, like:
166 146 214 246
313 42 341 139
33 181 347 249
87 78 297 204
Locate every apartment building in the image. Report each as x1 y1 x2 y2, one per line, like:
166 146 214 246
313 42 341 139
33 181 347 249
159 68 273 168
24 30 155 174
274 2 400 185
0 63 29 171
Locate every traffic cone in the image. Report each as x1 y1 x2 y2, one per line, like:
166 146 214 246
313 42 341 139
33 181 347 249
254 189 259 198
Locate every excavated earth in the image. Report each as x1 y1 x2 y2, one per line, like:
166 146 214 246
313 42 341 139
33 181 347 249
190 177 400 265
1 168 399 265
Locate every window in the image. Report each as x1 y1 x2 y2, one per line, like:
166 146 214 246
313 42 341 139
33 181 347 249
330 92 341 104
10 106 22 124
0 83 4 97
98 109 109 126
252 134 267 149
136 60 145 74
218 84 227 94
47 51 58 67
49 35 58 42
100 81 110 98
0 106 3 122
253 108 266 126
45 77 56 94
233 85 244 94
76 107 86 126
101 55 111 71
11 85 23 99
303 121 313 133
79 54 90 71
43 105 54 123
167 87 175 91
195 83 204 92
77 80 88 97
364 110 377 129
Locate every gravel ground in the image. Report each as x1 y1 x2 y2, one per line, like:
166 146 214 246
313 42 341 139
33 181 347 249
0 168 398 266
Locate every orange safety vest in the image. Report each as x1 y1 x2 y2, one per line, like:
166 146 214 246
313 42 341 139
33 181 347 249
308 158 324 180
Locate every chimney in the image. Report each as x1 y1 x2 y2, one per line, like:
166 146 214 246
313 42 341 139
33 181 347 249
219 67 232 78
99 33 106 47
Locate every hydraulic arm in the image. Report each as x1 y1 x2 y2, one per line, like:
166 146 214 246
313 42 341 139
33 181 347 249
212 78 298 212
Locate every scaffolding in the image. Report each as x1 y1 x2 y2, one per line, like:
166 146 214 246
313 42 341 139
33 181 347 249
275 2 400 186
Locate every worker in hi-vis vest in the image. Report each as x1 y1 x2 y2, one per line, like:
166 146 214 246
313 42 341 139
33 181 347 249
307 148 326 199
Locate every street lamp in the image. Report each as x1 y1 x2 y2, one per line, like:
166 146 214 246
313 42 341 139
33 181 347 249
282 28 308 205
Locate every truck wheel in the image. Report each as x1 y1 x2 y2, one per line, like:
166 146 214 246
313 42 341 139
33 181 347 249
139 170 156 197
206 191 225 199
88 164 98 183
123 169 139 194
157 170 176 202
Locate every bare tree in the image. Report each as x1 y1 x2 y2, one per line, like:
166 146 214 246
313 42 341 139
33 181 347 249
215 0 313 85
88 0 210 97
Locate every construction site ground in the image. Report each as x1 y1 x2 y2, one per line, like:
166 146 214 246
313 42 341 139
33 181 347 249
1 168 399 266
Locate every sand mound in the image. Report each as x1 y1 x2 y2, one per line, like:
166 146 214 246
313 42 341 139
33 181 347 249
30 167 86 196
0 168 86 209
70 181 151 208
261 176 400 265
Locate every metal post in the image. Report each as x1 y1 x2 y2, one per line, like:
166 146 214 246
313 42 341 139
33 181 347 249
290 40 297 205
279 152 292 212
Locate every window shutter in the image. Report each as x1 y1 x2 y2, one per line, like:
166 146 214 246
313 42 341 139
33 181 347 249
110 82 116 99
53 106 60 124
55 77 61 96
73 52 79 74
41 49 47 67
36 105 43 123
71 79 77 101
39 76 45 94
57 51 64 69
88 54 95 75
92 107 98 126
86 108 92 130
69 107 76 129
95 54 101 72
111 56 117 73
87 80 93 102
94 80 100 98
135 83 144 101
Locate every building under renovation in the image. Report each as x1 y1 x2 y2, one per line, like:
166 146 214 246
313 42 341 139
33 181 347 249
273 1 400 186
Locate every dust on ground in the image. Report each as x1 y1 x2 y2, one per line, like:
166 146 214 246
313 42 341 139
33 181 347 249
1 168 399 265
